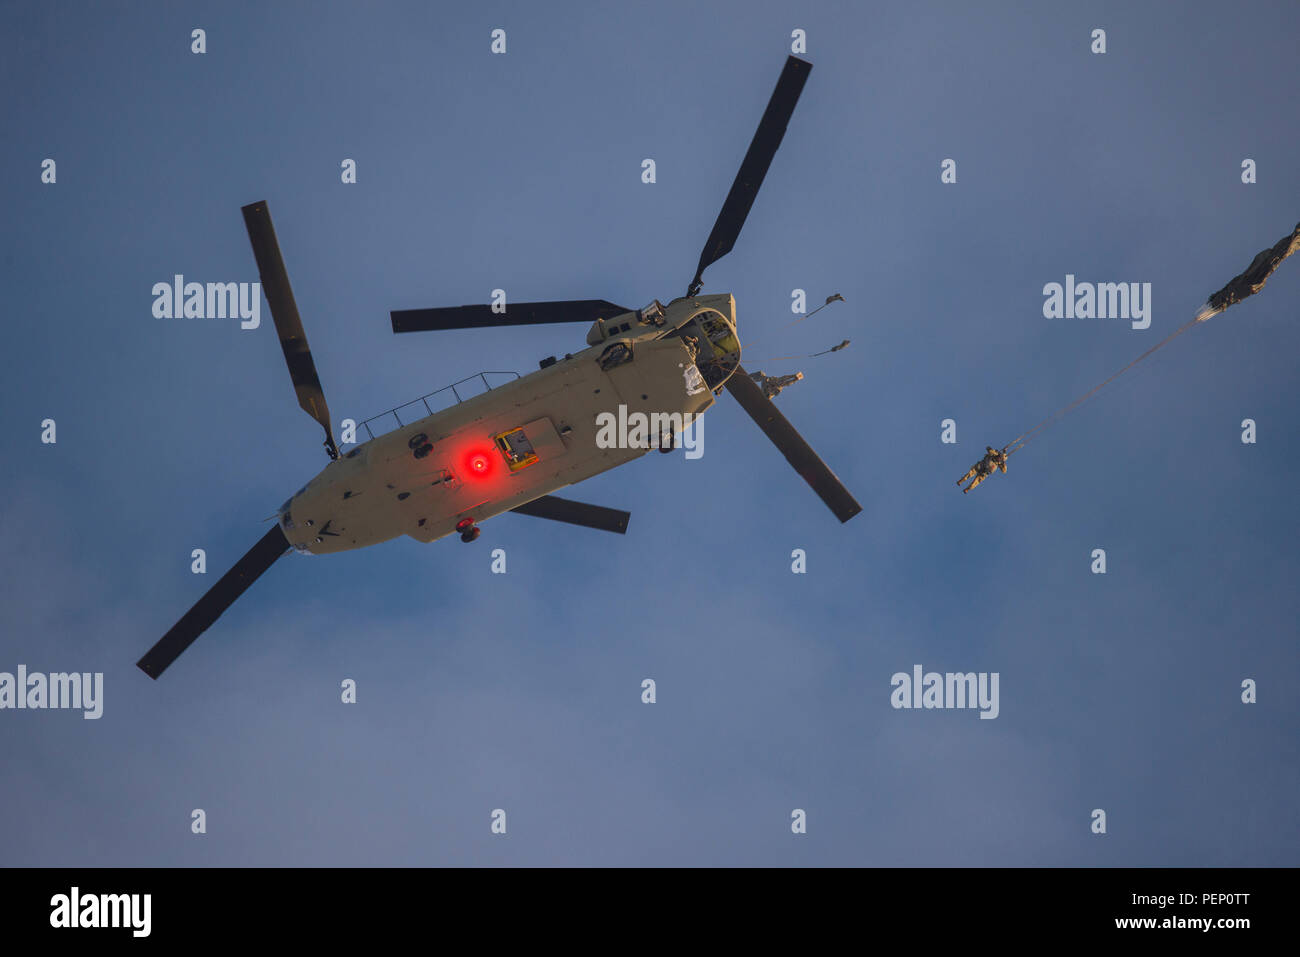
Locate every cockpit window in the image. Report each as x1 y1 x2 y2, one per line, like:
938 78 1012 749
692 310 740 388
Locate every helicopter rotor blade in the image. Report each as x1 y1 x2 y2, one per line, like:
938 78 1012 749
136 525 291 680
392 300 632 334
688 55 812 296
241 201 340 460
510 495 630 534
724 364 862 523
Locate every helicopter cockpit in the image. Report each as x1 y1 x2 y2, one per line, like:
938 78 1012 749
683 308 741 389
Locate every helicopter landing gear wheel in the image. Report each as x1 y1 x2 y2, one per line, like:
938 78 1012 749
455 518 480 543
658 431 675 453
409 433 434 459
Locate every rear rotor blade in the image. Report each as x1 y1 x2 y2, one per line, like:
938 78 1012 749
510 495 630 534
392 300 632 334
241 201 339 460
136 525 291 679
724 364 862 523
689 56 812 296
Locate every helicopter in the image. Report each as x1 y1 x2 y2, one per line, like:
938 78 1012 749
137 55 861 680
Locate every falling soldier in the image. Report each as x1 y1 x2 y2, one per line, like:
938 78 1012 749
749 369 804 399
957 446 1008 494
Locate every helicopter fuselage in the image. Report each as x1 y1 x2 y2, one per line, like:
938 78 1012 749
278 294 736 553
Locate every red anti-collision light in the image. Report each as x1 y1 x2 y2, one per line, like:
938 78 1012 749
461 445 497 479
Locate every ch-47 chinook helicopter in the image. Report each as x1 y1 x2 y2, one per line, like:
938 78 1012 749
137 55 861 680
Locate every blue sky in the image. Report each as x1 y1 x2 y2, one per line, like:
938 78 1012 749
2 0 1296 865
